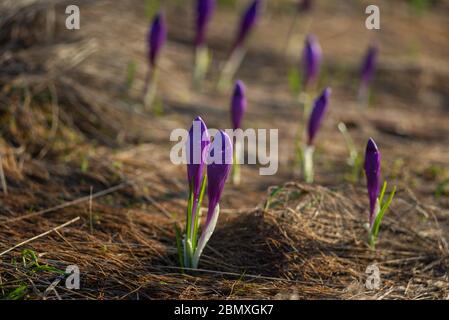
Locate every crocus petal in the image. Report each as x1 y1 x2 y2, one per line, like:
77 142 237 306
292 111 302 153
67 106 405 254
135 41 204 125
302 34 322 89
307 87 331 146
360 45 378 89
186 116 211 199
231 80 247 130
364 138 381 226
232 0 261 51
195 0 216 47
148 12 167 67
206 130 232 225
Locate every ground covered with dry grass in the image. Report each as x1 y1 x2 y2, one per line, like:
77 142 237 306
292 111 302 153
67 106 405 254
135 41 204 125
0 0 448 299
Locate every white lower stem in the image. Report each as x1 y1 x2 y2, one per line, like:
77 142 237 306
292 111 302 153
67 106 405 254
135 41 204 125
144 69 158 111
303 145 314 183
193 45 209 90
218 48 246 91
192 204 220 269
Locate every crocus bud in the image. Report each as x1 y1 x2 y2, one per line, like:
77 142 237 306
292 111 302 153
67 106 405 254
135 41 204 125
360 45 378 91
186 117 210 199
231 80 247 130
191 130 232 268
364 138 381 227
206 131 233 223
232 0 261 52
302 34 322 90
148 12 167 67
307 87 331 146
195 0 215 47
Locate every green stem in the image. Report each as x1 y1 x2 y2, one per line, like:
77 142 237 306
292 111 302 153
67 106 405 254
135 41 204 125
186 188 194 244
192 175 207 251
282 11 298 55
143 68 159 111
337 122 358 166
368 231 376 250
232 140 241 185
294 92 310 170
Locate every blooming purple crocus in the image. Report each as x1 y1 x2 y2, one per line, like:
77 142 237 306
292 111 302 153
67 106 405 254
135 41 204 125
307 87 331 146
232 0 261 52
302 34 322 90
364 138 381 227
231 80 247 130
206 130 233 224
148 12 167 67
360 45 378 91
186 117 211 200
195 0 216 47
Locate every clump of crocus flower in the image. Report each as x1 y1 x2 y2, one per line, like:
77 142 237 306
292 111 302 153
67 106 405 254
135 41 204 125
176 117 232 269
230 80 247 185
358 45 378 105
143 12 167 111
218 0 261 90
302 87 331 183
364 138 396 249
193 0 216 89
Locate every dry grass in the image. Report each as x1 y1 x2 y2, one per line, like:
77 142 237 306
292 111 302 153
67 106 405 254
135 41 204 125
1 181 448 299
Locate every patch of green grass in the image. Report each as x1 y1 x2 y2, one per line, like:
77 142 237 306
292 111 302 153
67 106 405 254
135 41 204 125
435 179 449 199
80 155 89 173
423 164 448 181
218 0 238 8
408 0 431 15
264 186 283 210
5 284 28 300
145 0 161 21
125 60 137 90
22 249 65 275
288 67 301 96
152 98 165 116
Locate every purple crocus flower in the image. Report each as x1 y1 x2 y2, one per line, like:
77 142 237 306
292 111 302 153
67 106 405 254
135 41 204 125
364 138 381 227
186 117 211 199
206 130 233 224
195 0 216 47
307 87 331 146
191 130 232 268
360 45 378 91
232 0 261 52
302 34 322 90
231 80 247 130
148 12 167 67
